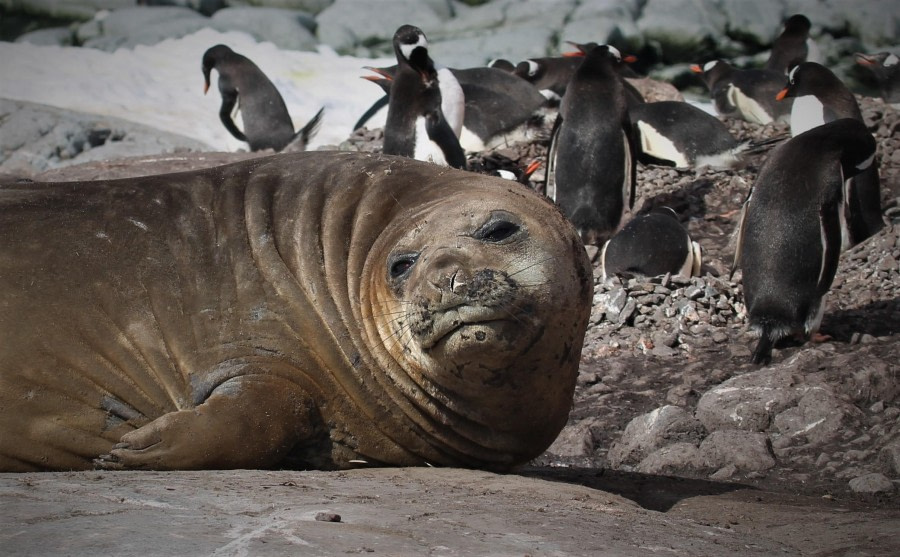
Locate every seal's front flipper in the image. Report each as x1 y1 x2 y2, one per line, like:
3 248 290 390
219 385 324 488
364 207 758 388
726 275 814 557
94 374 317 470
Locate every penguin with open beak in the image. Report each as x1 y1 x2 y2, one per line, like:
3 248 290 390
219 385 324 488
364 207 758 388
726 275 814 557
733 118 878 365
381 25 466 169
544 44 637 247
855 52 900 108
776 62 884 247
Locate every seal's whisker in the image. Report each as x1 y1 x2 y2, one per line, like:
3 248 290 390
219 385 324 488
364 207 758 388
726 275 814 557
506 254 560 278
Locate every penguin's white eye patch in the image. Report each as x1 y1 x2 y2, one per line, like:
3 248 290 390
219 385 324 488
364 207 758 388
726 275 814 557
788 65 799 83
885 54 899 67
526 60 538 77
607 45 622 60
703 60 718 72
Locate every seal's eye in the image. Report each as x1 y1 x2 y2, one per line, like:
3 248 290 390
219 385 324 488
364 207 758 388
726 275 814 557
389 253 418 279
475 218 521 243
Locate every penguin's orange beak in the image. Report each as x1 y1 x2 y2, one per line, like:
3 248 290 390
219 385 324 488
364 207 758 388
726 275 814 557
203 81 209 95
855 53 875 66
624 55 638 63
523 160 542 178
775 88 789 101
363 66 394 80
690 64 703 73
562 50 584 57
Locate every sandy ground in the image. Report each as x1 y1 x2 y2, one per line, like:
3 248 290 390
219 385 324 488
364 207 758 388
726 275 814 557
2 467 899 556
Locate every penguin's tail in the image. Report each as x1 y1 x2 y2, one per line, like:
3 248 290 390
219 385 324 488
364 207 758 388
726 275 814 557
282 107 326 152
751 331 774 366
743 134 789 154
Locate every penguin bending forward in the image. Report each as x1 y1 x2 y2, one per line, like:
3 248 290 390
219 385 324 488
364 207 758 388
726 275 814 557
733 118 878 365
545 44 637 246
201 44 324 152
600 208 701 280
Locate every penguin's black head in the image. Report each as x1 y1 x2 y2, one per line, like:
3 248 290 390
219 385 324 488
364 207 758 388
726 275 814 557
394 25 429 63
201 44 234 92
782 14 812 34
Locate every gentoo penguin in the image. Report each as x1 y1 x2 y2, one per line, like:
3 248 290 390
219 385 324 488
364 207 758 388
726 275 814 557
381 25 466 169
564 42 645 108
628 101 746 169
691 59 791 124
855 52 900 108
201 44 324 152
513 56 583 104
766 14 821 74
733 118 878 365
600 207 701 280
776 62 884 247
544 44 637 246
356 64 546 153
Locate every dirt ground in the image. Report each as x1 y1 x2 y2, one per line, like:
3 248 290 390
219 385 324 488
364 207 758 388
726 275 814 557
2 97 899 555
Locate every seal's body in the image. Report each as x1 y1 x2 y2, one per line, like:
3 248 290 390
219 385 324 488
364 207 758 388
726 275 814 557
734 119 877 365
0 152 592 472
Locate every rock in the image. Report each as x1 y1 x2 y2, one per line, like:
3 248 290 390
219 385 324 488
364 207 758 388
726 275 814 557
635 442 709 475
0 0 133 21
879 439 900 476
211 7 318 51
772 388 862 447
607 405 706 468
13 26 75 46
695 367 808 433
636 0 728 62
717 0 785 47
546 419 599 458
842 0 900 47
848 472 895 494
223 0 334 14
77 7 210 51
315 0 444 54
699 430 776 473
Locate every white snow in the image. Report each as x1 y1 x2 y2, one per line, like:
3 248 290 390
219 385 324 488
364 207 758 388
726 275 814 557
0 28 392 151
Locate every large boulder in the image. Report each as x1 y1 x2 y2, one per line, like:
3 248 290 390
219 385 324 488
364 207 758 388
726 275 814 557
211 7 317 51
76 7 210 51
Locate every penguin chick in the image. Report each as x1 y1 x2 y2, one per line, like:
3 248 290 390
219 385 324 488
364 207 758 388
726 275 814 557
600 207 701 281
201 44 323 152
766 14 821 74
733 118 877 365
381 25 466 169
544 44 637 246
691 59 791 124
855 52 900 108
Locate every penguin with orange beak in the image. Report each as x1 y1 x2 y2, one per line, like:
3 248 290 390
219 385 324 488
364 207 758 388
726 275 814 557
201 44 323 152
691 59 791 124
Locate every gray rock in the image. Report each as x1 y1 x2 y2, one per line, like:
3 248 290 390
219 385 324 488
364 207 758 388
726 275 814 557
607 405 706 468
636 0 728 62
545 419 600 458
772 387 862 447
14 26 76 46
879 439 900 475
0 99 209 177
0 0 133 21
223 0 334 14
842 0 900 48
699 430 776 473
315 0 444 54
717 0 786 46
211 7 318 51
848 472 895 494
77 7 210 51
635 442 709 475
430 22 558 68
695 367 810 432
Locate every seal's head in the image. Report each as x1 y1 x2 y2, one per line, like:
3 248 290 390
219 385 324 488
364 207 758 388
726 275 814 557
359 164 593 469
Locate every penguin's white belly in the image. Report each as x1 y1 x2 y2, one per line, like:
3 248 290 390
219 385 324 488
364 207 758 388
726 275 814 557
637 120 689 168
728 84 773 124
413 117 449 166
790 95 826 136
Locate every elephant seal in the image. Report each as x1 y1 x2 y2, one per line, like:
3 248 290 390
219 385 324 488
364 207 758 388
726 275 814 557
0 151 592 472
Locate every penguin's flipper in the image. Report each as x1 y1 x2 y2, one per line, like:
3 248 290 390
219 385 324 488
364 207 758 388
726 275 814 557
425 111 466 169
731 188 752 279
690 240 702 277
219 89 248 143
544 114 563 201
353 95 389 131
817 199 843 295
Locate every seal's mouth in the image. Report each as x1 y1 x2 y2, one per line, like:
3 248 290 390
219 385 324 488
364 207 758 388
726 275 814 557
420 306 511 350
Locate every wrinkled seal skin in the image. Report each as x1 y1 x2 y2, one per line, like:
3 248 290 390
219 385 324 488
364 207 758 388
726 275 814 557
0 152 592 472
